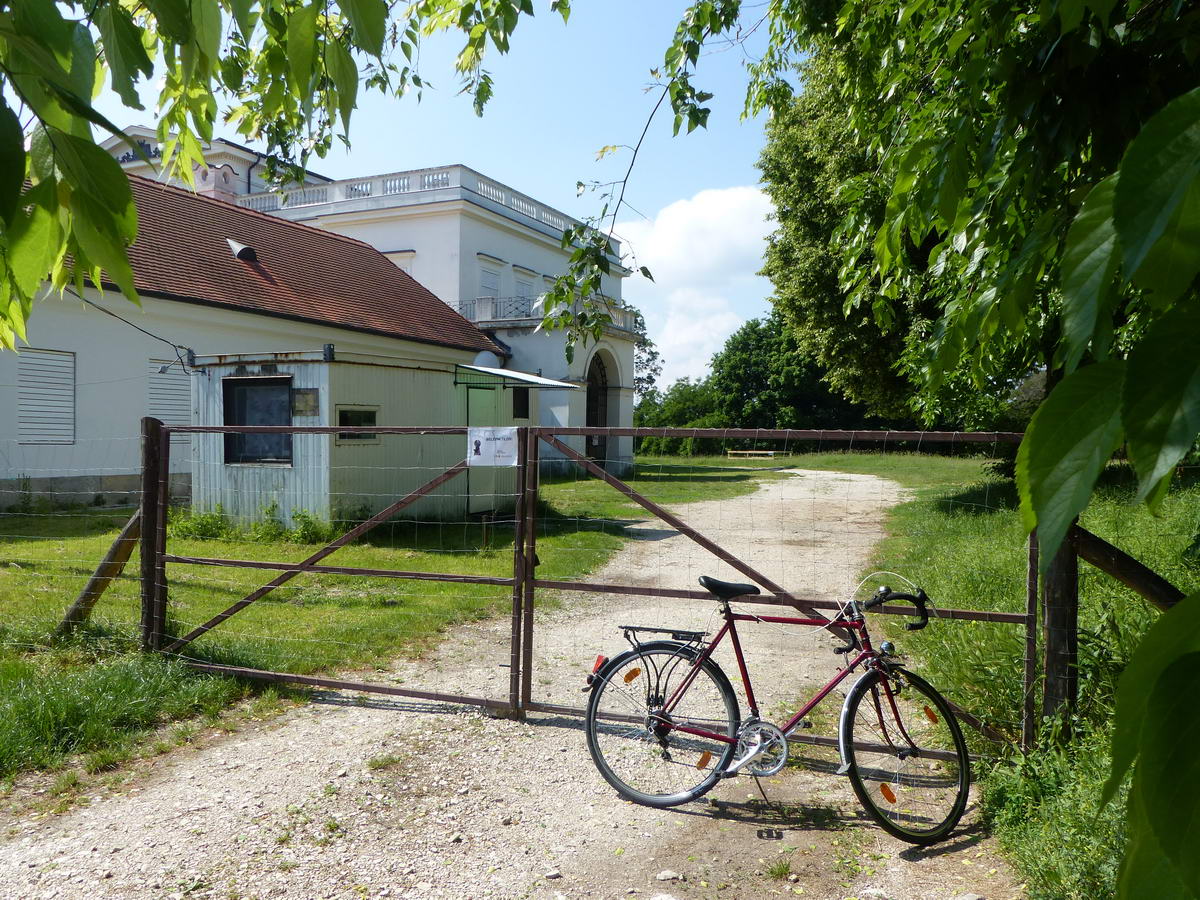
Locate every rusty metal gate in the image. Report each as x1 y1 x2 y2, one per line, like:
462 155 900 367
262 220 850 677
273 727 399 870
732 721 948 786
137 419 1039 747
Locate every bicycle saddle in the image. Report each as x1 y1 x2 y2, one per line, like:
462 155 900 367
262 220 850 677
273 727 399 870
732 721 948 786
698 576 761 600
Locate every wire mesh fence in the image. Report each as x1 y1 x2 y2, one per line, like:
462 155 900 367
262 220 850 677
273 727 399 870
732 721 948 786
2 421 1041 755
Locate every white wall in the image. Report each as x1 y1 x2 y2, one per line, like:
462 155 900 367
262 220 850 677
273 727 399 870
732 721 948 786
0 288 478 506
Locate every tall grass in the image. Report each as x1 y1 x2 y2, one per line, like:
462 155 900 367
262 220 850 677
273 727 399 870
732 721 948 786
845 457 1198 899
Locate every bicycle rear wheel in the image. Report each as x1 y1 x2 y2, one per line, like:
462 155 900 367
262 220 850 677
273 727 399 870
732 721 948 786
840 667 969 844
585 641 739 808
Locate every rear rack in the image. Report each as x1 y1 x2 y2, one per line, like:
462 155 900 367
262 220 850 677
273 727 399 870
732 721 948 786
619 624 707 643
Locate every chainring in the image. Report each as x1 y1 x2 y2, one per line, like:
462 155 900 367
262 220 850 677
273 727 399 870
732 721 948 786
736 720 789 777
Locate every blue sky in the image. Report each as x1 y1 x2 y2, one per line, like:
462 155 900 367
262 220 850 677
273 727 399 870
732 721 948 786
97 2 781 386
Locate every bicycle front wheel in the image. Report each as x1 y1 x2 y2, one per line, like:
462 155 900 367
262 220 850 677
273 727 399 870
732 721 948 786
840 667 970 844
585 641 740 808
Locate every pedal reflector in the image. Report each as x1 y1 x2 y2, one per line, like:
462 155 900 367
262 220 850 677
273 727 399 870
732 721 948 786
923 705 939 724
696 751 712 770
624 667 642 684
880 783 897 804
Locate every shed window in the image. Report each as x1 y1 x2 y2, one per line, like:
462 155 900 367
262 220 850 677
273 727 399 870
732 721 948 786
337 406 379 442
18 349 75 444
512 387 530 420
223 377 293 464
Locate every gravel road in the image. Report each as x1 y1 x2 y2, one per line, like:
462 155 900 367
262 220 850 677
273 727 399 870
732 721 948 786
0 469 1025 900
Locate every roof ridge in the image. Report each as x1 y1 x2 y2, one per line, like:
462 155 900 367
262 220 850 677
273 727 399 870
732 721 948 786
126 173 383 254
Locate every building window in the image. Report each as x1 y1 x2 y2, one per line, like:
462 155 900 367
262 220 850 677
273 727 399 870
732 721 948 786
479 266 500 299
223 377 293 464
337 406 379 443
18 349 75 444
512 387 530 420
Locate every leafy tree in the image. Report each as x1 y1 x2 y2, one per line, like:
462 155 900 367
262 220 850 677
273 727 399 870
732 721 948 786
630 309 662 400
707 310 868 430
0 0 571 348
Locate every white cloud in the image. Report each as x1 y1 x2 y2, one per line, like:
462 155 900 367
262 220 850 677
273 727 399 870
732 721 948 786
617 186 774 387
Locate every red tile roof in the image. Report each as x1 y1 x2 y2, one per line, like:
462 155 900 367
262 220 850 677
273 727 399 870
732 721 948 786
123 175 501 355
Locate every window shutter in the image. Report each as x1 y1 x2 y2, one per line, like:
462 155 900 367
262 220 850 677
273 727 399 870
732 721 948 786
148 359 192 446
18 349 75 444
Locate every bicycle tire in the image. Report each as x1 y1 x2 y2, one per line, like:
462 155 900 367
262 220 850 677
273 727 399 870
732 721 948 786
585 641 740 808
839 666 970 845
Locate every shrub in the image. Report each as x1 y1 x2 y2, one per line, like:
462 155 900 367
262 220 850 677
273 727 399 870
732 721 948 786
169 504 231 540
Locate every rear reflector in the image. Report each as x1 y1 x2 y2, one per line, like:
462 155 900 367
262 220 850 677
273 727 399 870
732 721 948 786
592 654 608 674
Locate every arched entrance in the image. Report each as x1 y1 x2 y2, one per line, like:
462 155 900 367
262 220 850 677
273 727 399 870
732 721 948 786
585 353 609 462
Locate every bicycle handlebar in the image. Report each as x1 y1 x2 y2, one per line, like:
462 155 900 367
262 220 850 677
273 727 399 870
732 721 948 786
863 586 930 631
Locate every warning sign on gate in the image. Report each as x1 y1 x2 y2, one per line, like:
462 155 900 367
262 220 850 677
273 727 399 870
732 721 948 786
467 427 519 467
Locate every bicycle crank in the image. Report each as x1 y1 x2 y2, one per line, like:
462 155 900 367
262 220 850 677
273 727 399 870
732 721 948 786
724 721 789 777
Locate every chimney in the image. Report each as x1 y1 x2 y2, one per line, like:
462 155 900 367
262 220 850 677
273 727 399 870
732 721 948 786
195 164 239 203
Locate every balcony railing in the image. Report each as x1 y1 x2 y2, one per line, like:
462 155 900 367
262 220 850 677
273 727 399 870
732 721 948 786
235 164 581 240
457 296 637 332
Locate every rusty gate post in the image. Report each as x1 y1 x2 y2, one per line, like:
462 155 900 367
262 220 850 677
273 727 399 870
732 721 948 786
507 428 528 717
139 417 164 651
519 429 539 710
1022 530 1039 752
1042 523 1078 731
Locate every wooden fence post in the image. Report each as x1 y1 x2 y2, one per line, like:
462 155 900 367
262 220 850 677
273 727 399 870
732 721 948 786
57 510 141 637
1021 530 1039 752
1042 523 1078 728
139 417 164 651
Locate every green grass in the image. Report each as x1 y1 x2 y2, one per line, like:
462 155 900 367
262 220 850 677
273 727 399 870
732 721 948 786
540 455 788 521
816 456 1196 900
0 459 787 780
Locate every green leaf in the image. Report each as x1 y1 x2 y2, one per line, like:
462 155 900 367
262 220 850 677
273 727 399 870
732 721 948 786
70 192 138 299
1132 177 1200 304
144 0 193 42
1016 361 1124 564
1122 302 1200 503
228 0 256 37
1059 0 1084 31
1104 592 1200 806
639 265 654 282
341 0 387 57
49 130 138 244
1061 174 1120 371
7 182 61 297
0 98 23 225
1115 86 1200 277
327 37 358 131
1118 774 1196 900
189 0 222 61
1136 651 1200 895
287 3 318 90
95 3 155 109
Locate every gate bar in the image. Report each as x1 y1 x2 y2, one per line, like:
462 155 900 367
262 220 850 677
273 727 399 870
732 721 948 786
520 429 539 708
161 555 514 586
533 427 1023 443
162 461 469 655
182 662 514 710
508 431 528 712
532 579 1030 623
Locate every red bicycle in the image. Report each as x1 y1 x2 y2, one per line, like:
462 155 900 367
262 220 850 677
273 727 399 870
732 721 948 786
583 576 970 845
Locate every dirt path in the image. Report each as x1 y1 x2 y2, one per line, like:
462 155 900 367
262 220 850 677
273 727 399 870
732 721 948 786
0 469 1024 900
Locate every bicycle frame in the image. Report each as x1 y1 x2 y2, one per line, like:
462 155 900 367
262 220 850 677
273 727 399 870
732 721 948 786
655 606 883 746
